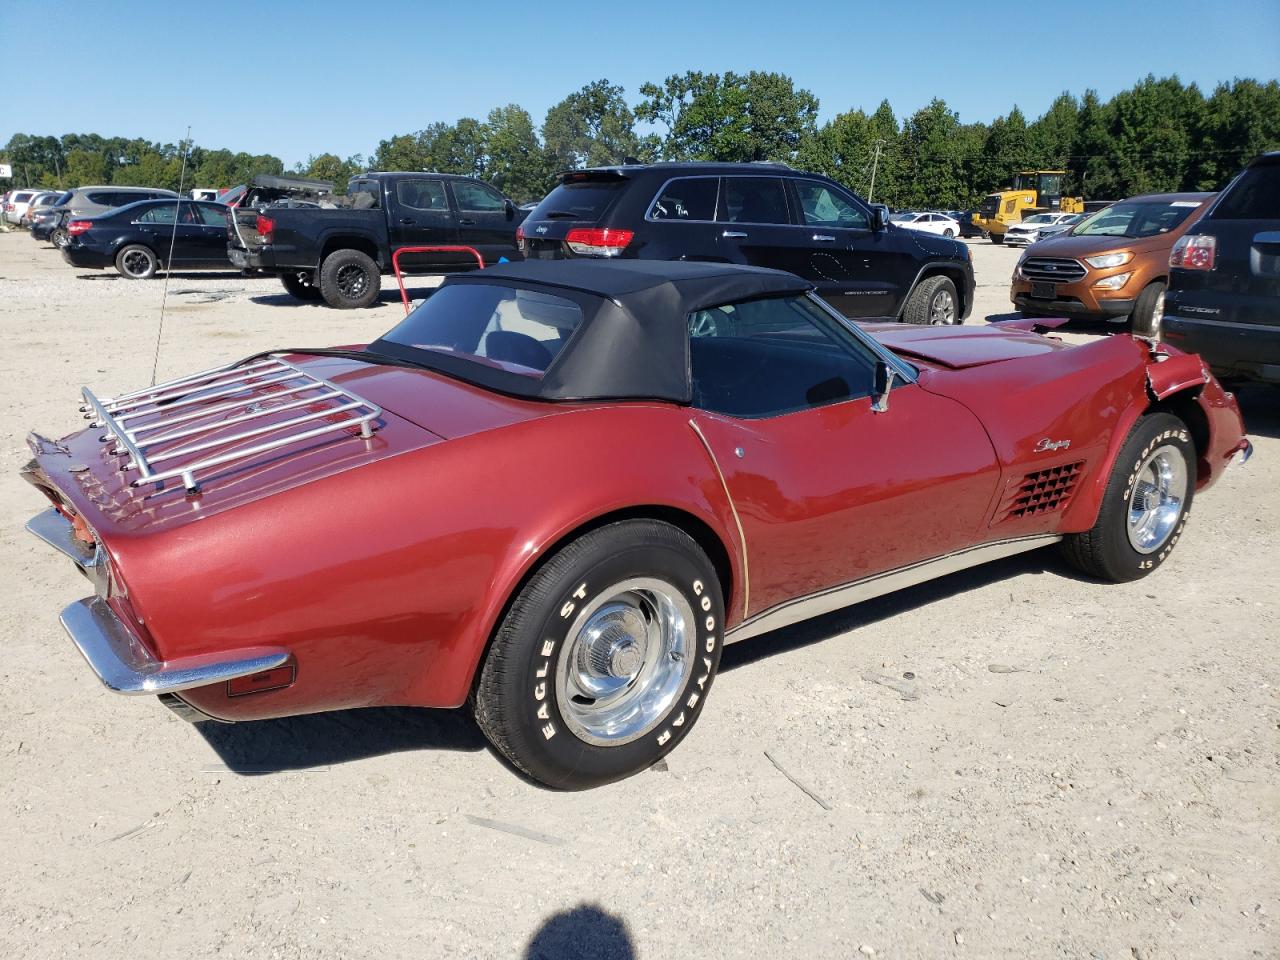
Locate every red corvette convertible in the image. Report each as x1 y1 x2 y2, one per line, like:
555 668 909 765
23 260 1250 788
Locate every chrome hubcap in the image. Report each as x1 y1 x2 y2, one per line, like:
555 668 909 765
555 577 694 746
1127 445 1188 553
930 290 956 324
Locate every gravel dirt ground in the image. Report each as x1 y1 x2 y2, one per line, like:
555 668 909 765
0 231 1275 960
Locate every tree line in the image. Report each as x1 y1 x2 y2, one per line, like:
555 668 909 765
4 74 1278 209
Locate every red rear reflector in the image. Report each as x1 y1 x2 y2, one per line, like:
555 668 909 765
227 664 295 697
1170 234 1216 271
255 214 275 241
67 219 93 236
564 227 634 257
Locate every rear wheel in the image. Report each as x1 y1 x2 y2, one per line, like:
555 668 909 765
991 233 1004 245
115 244 158 280
943 228 956 238
281 271 322 301
1060 413 1195 582
318 249 380 309
473 519 724 789
51 227 68 248
902 275 959 325
1130 280 1166 338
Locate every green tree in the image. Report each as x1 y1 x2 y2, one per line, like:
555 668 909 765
64 149 110 187
899 98 966 209
1191 78 1280 189
976 106 1033 198
638 71 818 162
543 80 651 170
1105 74 1203 194
486 104 553 201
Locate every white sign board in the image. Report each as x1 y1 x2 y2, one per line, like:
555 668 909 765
0 164 12 178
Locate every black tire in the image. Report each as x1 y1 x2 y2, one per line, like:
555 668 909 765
943 228 956 238
902 275 959 325
1130 280 1166 338
281 271 322 301
114 244 158 280
318 248 380 309
991 233 1004 245
473 519 725 789
1060 413 1195 583
51 227 68 248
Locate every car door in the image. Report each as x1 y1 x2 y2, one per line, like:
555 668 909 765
133 201 206 264
714 176 806 275
192 202 233 264
448 179 518 264
685 294 1001 619
786 179 920 319
386 177 460 270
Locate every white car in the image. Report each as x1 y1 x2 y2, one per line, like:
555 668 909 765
3 189 51 225
1003 212 1080 246
889 211 961 238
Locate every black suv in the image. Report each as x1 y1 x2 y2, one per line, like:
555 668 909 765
518 163 974 324
1162 152 1280 384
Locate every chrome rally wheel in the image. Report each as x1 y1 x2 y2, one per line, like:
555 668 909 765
1126 444 1189 554
556 578 695 746
474 520 724 789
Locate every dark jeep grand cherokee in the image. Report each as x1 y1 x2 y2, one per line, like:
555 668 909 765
518 162 974 324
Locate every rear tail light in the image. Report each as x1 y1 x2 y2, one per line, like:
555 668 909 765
67 219 93 236
1170 234 1216 271
515 224 525 241
565 227 633 257
255 214 275 241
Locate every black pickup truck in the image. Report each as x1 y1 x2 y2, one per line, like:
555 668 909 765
226 171 527 308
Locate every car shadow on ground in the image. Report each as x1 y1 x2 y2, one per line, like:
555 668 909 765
249 287 438 309
723 547 1089 672
193 704 487 775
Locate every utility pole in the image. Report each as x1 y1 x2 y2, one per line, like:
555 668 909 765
867 139 886 203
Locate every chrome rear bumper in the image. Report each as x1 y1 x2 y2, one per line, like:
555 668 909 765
28 507 291 696
59 597 291 696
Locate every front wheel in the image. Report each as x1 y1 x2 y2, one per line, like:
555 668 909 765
902 275 959 325
991 233 1004 245
473 519 724 789
318 249 380 309
115 244 158 279
1060 413 1195 582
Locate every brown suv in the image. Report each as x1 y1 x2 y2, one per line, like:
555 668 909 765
1010 192 1213 335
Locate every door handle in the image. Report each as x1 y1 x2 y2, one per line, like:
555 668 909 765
721 230 748 239
459 218 476 225
399 218 415 225
812 234 836 242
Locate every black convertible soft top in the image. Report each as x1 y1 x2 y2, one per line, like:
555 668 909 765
373 260 814 403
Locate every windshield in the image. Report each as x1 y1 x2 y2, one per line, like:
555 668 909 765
376 283 583 377
1073 200 1202 238
1021 214 1055 225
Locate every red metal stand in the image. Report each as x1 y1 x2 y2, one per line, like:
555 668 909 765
391 246 485 315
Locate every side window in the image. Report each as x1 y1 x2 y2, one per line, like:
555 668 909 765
1211 164 1280 220
688 295 879 418
87 192 115 205
395 178 447 211
793 181 869 229
718 177 791 225
349 180 382 209
197 204 227 226
648 177 718 221
453 180 507 212
137 205 176 224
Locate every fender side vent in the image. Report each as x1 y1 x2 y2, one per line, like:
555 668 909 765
1002 461 1085 520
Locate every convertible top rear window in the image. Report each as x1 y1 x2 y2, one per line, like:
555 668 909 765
377 284 583 378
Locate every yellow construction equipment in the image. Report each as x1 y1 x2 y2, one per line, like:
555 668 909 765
971 171 1084 243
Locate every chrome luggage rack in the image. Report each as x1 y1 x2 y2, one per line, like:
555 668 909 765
81 354 382 495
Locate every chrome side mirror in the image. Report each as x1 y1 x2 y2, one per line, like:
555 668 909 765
872 360 896 413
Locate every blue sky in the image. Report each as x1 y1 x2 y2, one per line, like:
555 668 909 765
2 0 1277 168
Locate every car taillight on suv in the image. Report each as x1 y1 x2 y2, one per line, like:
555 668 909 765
1170 234 1216 271
565 227 633 257
255 214 275 242
67 220 93 236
